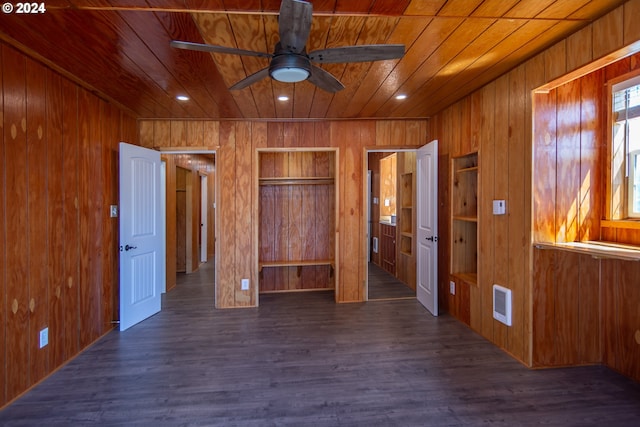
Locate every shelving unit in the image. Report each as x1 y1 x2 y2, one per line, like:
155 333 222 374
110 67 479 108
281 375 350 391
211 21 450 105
451 152 478 285
257 149 337 294
400 172 413 256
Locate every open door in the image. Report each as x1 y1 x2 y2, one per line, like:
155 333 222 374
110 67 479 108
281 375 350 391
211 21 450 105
119 142 163 331
416 140 438 316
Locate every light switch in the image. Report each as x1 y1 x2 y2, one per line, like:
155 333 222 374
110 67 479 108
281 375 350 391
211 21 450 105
493 200 506 215
110 205 118 218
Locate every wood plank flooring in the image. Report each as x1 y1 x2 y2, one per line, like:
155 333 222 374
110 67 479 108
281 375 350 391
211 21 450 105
368 262 415 300
1 260 640 426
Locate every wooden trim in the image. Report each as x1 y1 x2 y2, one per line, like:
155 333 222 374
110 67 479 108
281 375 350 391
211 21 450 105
256 147 337 153
601 219 640 230
154 146 218 152
535 40 640 93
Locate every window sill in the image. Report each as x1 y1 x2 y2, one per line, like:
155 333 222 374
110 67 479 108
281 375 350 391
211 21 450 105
534 241 640 261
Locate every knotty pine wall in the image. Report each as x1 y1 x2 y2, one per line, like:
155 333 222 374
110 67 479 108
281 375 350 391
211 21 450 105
429 0 640 371
0 43 137 406
139 120 427 307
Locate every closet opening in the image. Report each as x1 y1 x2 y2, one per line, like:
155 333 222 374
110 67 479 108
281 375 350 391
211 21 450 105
256 148 339 301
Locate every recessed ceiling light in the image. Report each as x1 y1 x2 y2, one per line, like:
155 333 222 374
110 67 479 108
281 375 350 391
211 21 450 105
395 94 407 100
278 95 289 101
176 95 190 101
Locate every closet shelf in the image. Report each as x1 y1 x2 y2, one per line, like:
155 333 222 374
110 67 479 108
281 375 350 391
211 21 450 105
453 215 478 222
259 177 334 186
456 166 478 173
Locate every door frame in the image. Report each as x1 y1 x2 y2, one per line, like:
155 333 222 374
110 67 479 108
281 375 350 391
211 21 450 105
363 147 423 301
200 173 208 263
157 148 217 303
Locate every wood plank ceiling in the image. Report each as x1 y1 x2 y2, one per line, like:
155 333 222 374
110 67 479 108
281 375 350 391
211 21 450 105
0 0 628 119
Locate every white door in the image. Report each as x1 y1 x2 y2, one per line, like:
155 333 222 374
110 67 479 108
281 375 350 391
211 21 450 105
119 142 163 331
200 174 208 263
416 140 439 316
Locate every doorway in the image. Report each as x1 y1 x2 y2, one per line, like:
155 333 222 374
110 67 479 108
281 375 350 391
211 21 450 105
160 151 216 298
366 150 417 301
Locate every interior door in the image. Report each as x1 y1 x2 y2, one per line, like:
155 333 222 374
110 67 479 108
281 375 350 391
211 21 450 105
416 140 439 316
119 142 163 331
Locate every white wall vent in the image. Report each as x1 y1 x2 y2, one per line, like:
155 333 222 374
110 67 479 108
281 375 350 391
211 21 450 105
372 237 379 253
493 284 512 326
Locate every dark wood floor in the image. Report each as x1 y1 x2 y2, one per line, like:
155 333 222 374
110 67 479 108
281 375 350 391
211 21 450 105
368 262 415 300
2 260 640 426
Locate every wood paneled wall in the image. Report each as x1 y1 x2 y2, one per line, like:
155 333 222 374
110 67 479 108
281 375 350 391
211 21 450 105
533 52 640 246
0 43 137 407
532 247 640 381
429 0 640 368
139 120 427 307
530 51 640 379
602 258 640 380
532 248 601 367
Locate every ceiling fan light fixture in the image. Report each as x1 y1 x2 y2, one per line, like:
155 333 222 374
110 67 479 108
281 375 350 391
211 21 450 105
269 54 311 83
271 67 309 83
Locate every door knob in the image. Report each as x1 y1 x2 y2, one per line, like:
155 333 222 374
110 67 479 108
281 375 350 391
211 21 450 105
426 236 439 242
125 244 137 251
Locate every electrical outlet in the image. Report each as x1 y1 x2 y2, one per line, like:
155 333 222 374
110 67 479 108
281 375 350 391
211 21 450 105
39 327 48 348
449 281 456 295
241 278 249 290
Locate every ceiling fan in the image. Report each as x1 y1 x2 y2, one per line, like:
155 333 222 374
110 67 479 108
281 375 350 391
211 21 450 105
170 0 405 93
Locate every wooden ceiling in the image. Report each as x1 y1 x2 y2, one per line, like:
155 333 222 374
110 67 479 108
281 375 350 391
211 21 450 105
0 0 627 120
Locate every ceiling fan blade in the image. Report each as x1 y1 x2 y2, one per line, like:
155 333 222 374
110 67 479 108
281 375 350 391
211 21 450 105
309 45 405 63
278 0 313 53
308 65 345 93
229 67 271 90
170 40 272 59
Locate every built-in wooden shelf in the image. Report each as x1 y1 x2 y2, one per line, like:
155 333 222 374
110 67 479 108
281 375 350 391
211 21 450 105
259 259 335 271
451 152 479 287
259 177 334 186
452 272 478 286
453 215 478 223
457 166 479 173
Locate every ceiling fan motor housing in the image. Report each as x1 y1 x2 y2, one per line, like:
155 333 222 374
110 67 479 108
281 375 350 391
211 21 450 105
269 53 311 83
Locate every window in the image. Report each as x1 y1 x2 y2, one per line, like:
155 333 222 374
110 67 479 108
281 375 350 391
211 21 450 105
611 75 640 219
